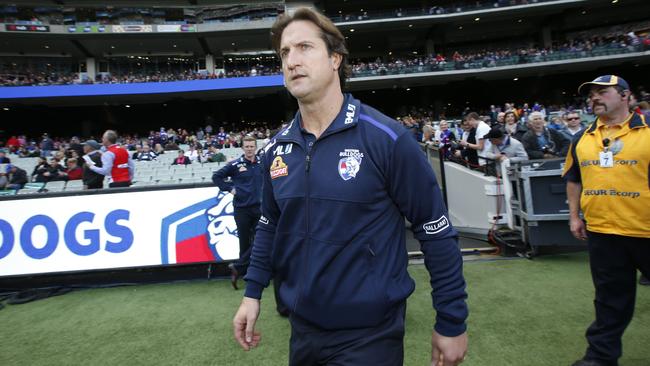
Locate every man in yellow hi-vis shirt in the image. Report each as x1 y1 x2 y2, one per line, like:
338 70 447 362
563 75 650 366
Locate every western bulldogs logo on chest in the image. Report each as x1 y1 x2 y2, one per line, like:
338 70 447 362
338 149 364 181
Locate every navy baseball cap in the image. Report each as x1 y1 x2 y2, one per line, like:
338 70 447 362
578 75 630 95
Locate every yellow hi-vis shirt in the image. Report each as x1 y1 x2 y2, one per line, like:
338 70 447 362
563 113 650 238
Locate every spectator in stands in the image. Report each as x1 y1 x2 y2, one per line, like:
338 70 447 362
40 133 54 157
502 111 527 141
459 112 492 166
434 120 457 158
68 136 84 158
137 145 157 161
205 146 227 163
184 145 200 163
0 150 10 164
131 145 143 159
42 158 67 182
6 136 20 153
454 118 479 166
154 143 165 155
521 111 570 159
164 141 179 151
217 127 227 146
65 158 83 180
82 139 104 190
0 169 7 189
484 127 528 164
495 112 505 127
31 157 48 182
548 116 565 131
89 130 134 188
172 150 192 165
5 164 28 190
561 112 585 139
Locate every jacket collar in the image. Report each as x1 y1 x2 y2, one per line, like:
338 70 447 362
276 93 361 143
586 113 646 134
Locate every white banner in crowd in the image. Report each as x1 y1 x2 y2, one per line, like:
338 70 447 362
0 187 239 277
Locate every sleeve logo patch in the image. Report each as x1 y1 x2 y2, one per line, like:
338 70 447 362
259 215 269 225
423 216 450 234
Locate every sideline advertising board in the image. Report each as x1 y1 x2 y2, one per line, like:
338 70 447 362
5 24 50 32
157 24 197 32
112 25 153 33
0 187 239 277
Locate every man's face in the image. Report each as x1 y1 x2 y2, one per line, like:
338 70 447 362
497 112 505 123
588 86 628 116
101 133 110 146
242 141 256 159
530 118 545 133
143 146 150 152
279 20 341 102
465 118 478 128
439 122 448 131
565 114 581 128
83 145 91 154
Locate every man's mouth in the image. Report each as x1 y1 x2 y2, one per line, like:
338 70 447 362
291 74 306 81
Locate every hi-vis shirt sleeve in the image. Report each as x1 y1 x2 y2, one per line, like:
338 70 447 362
244 153 281 299
387 133 468 337
562 133 583 183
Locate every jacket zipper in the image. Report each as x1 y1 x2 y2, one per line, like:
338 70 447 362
293 142 314 313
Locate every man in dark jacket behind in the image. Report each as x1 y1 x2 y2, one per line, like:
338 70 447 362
521 111 570 159
82 139 104 189
6 164 28 190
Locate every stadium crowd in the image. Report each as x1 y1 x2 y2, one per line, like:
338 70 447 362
1 29 647 87
0 123 277 190
331 0 553 22
2 1 557 27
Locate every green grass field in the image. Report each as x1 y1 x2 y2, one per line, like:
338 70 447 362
1 253 648 366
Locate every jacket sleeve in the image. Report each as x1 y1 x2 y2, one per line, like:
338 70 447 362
211 162 235 192
388 132 468 337
510 140 529 163
552 129 570 157
522 133 544 159
244 154 281 299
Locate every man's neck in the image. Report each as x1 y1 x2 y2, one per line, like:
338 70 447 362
244 155 255 163
298 89 345 139
599 108 631 126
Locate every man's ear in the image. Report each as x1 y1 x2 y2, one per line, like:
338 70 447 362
331 52 342 71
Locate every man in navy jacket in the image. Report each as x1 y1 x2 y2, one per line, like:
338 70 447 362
213 136 263 289
233 8 468 366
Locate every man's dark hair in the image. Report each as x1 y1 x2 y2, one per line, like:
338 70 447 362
464 112 480 121
270 7 352 90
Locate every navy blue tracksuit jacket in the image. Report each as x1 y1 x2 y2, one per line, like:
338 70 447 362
245 94 468 337
212 155 263 208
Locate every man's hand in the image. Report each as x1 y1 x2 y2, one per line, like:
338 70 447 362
570 216 587 241
231 188 237 196
233 297 261 351
431 331 467 366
